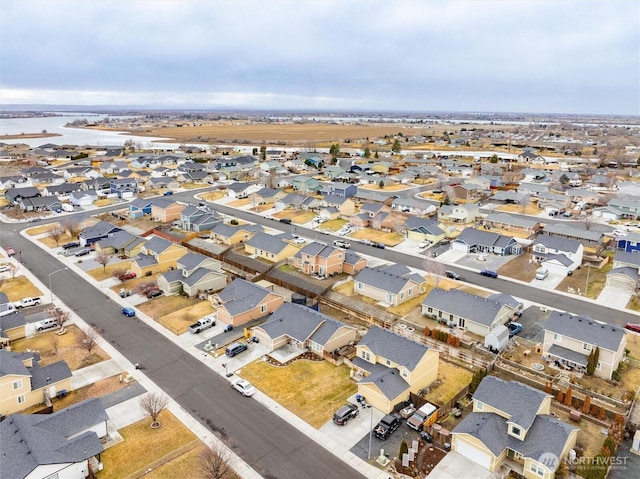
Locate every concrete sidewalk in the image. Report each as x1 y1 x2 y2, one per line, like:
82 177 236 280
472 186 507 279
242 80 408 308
71 359 127 389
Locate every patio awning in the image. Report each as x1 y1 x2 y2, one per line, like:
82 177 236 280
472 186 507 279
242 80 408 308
547 344 588 366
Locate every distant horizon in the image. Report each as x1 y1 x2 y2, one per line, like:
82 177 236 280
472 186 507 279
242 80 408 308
1 104 638 120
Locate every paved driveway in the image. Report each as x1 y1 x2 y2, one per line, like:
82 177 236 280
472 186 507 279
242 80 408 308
429 451 492 479
453 252 515 273
597 286 632 310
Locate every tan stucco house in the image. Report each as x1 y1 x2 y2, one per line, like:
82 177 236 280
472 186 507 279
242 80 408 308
211 278 284 327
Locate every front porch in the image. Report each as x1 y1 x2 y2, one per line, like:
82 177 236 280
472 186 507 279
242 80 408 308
267 343 308 365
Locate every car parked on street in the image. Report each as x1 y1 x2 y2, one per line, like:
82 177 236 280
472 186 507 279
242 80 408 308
625 323 640 333
231 378 256 396
445 270 462 280
373 242 386 249
333 403 359 425
480 270 498 278
333 240 350 249
163 190 174 196
358 239 373 246
121 307 136 317
5 247 15 257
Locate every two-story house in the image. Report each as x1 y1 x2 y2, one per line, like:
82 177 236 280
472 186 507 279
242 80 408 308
421 288 519 337
531 234 583 275
322 183 357 198
1 398 107 479
351 327 439 413
211 278 284 327
606 250 640 291
438 203 479 224
150 198 186 223
109 178 138 198
293 242 366 278
177 205 222 232
616 231 640 253
452 376 578 479
252 302 357 360
353 264 425 307
130 236 187 277
210 223 263 246
542 311 627 380
0 350 72 417
156 252 227 297
128 198 154 218
244 232 300 263
321 194 356 216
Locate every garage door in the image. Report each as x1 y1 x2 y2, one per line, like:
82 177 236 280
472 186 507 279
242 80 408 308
451 241 469 253
608 277 633 291
454 439 492 469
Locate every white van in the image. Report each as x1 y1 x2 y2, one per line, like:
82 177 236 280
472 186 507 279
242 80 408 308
535 268 549 280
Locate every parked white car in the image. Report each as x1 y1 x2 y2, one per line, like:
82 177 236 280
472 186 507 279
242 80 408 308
231 378 255 397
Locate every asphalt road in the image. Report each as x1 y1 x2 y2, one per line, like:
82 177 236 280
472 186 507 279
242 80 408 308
1 220 366 479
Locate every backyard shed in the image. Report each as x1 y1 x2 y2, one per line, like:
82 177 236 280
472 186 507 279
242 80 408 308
483 324 509 352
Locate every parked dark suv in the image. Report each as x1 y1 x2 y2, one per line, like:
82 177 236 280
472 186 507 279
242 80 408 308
480 270 498 278
333 403 359 425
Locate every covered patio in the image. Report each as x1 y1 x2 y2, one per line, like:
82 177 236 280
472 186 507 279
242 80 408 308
544 344 588 375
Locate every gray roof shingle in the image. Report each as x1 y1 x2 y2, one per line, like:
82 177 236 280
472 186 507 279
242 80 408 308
422 288 514 327
357 327 429 371
545 311 625 352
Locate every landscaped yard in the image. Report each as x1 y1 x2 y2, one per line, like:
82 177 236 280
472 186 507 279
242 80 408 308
424 360 473 407
143 446 240 479
238 359 357 428
10 324 110 370
273 209 316 224
0 275 44 301
46 374 132 411
97 410 201 479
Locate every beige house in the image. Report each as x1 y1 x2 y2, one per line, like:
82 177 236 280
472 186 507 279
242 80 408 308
0 310 26 344
0 350 72 416
210 223 261 246
353 264 425 306
252 303 357 358
156 252 227 297
438 203 480 224
292 242 366 278
244 232 301 263
452 376 578 479
351 327 439 413
130 236 187 277
322 194 356 216
211 278 284 328
150 198 186 223
93 230 146 258
542 311 627 380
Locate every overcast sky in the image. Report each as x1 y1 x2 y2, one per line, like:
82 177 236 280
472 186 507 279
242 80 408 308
1 0 638 115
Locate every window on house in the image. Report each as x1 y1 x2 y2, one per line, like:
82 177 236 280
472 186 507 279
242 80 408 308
428 307 433 313
459 318 466 328
510 425 521 437
12 380 22 390
261 305 267 313
553 333 562 342
530 463 544 477
449 314 454 320
17 395 25 404
583 343 592 352
596 362 601 370
402 368 408 377
357 282 364 290
400 292 405 300
476 401 484 411
438 311 443 318
361 351 370 361
408 288 413 296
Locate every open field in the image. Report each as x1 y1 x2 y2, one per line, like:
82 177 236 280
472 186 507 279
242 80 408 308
239 359 356 428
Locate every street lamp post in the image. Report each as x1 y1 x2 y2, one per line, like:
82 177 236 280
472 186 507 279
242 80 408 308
366 403 374 460
49 268 68 305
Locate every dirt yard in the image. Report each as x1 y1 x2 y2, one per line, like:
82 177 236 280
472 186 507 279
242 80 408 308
424 360 473 406
0 275 44 301
498 254 538 282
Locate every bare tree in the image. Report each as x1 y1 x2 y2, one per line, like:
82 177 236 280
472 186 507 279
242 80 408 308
199 443 233 479
9 263 18 279
124 139 136 152
519 195 529 215
76 327 100 355
62 219 82 238
95 252 112 272
139 392 169 428
51 308 71 329
111 267 128 282
48 225 65 246
50 335 60 355
583 214 594 231
423 258 446 288
135 281 158 296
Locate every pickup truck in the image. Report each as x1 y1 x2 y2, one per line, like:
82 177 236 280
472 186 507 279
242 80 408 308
189 315 216 334
15 297 42 309
374 413 401 440
407 402 437 430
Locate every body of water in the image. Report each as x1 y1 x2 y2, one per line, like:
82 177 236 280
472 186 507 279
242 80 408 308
0 113 177 149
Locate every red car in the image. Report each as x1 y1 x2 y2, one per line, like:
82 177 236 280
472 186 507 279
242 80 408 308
625 323 640 333
119 271 137 281
5 247 15 257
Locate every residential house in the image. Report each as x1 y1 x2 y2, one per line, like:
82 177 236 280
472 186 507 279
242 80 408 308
93 230 146 258
543 223 609 261
69 190 98 207
109 178 138 198
452 228 520 255
618 231 640 253
128 198 154 219
351 327 439 413
211 278 284 327
491 190 529 205
157 252 227 297
177 205 222 232
0 350 72 416
130 236 187 277
404 217 447 244
147 177 179 190
298 152 325 169
421 288 518 337
353 264 425 306
593 196 640 221
293 242 366 278
42 182 81 198
5 186 40 205
323 183 357 198
275 193 308 211
606 251 640 292
450 183 484 202
150 198 186 223
244 232 300 263
290 176 321 194
322 166 346 180
250 187 284 205
78 220 121 247
452 376 578 478
0 398 107 479
19 195 62 212
321 194 356 216
252 302 357 359
210 223 262 246
484 213 541 238
537 191 572 212
0 311 26 345
517 183 549 198
543 311 627 380
438 203 479 224
391 197 437 216
81 177 111 192
531 234 583 275
226 182 255 199
518 150 546 163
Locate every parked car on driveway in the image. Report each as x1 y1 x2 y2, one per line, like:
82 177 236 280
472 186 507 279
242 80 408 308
121 307 136 317
374 413 401 440
146 289 162 299
333 403 359 425
231 378 255 396
75 248 92 257
507 322 523 337
119 271 137 281
189 315 216 334
225 342 248 357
